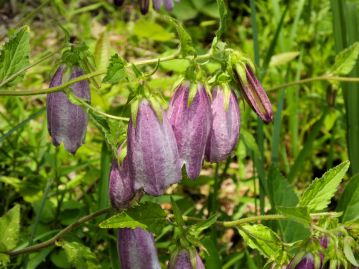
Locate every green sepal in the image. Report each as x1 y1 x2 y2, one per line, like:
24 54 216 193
188 83 198 107
148 95 163 123
130 98 140 128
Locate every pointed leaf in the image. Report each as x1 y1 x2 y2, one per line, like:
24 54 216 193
299 161 350 211
329 42 359 75
0 204 20 251
0 26 30 88
277 207 311 226
99 202 166 235
102 54 127 84
238 224 286 263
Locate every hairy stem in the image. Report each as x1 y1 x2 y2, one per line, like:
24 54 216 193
268 75 359 91
3 209 339 257
4 207 113 256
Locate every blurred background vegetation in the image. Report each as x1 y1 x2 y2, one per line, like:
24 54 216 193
0 0 359 268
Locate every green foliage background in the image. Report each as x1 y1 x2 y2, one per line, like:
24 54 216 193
0 0 359 268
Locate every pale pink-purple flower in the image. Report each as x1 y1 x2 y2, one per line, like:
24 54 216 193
236 64 273 123
167 83 212 179
109 147 135 209
117 228 161 269
127 100 182 195
205 87 240 162
46 65 90 154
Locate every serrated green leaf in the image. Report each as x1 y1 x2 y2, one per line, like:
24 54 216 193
277 207 311 226
102 54 127 84
99 202 166 235
94 32 110 73
238 224 287 263
299 161 349 211
63 241 100 269
329 42 359 75
215 0 228 39
0 26 30 88
165 16 195 56
269 51 300 67
0 204 20 251
337 174 359 222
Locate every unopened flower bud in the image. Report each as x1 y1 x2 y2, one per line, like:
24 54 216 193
167 83 212 179
127 100 182 195
235 64 273 123
117 228 161 269
46 65 90 154
109 147 135 209
168 249 205 269
139 0 149 14
114 0 125 6
205 87 240 162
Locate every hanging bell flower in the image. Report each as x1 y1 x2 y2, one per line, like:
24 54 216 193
113 0 125 6
117 228 161 269
234 63 273 123
139 0 150 14
153 0 176 11
167 83 212 180
168 249 205 269
205 86 240 162
109 147 135 209
286 253 322 269
46 65 90 154
127 100 182 196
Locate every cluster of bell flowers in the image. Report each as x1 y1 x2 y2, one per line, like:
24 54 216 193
46 61 273 269
114 0 179 14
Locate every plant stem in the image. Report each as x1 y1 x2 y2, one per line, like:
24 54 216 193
4 207 113 256
268 75 359 91
3 209 339 257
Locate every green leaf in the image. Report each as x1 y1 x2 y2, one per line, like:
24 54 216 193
170 196 184 227
63 241 100 269
165 16 195 56
134 18 175 42
215 0 228 39
343 236 359 267
299 161 350 211
0 254 9 267
0 26 30 88
238 224 287 264
89 110 126 153
329 42 359 75
277 207 311 226
191 214 218 235
269 51 300 67
99 202 167 235
337 174 359 222
102 54 127 84
0 204 20 251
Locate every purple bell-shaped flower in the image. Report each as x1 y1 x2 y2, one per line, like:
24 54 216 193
117 228 161 269
235 64 273 123
153 0 177 11
127 100 182 195
46 65 90 154
139 0 150 14
168 249 205 269
109 147 135 209
167 83 212 179
205 87 240 162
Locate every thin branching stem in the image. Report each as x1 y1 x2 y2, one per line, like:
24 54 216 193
2 210 339 257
